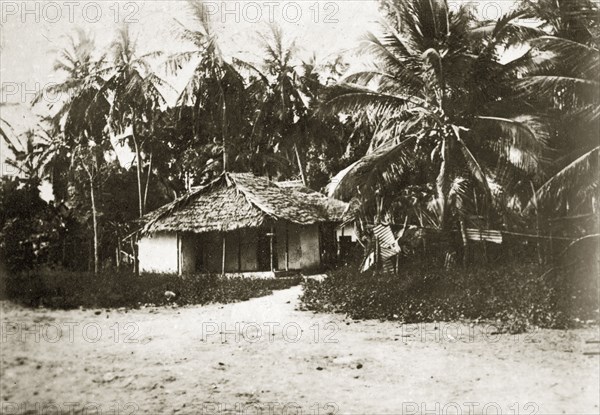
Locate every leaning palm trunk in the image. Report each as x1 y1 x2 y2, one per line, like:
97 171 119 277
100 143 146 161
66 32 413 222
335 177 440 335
79 148 99 274
143 152 153 213
90 180 99 274
217 78 228 172
294 143 307 185
131 115 144 218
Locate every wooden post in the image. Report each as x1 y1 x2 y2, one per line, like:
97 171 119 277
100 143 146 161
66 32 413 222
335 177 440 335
116 234 121 269
131 236 138 276
460 219 469 268
177 233 181 276
531 182 544 266
269 226 275 272
238 232 241 271
375 235 380 271
221 232 226 276
285 224 289 271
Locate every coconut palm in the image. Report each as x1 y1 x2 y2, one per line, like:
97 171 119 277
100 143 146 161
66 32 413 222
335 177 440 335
520 0 598 45
103 24 169 217
2 128 54 182
514 0 600 214
32 29 110 274
235 25 312 183
164 0 246 177
324 0 549 230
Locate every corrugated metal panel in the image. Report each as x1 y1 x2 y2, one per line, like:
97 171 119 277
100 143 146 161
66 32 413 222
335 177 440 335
466 229 503 244
382 258 395 274
374 224 401 259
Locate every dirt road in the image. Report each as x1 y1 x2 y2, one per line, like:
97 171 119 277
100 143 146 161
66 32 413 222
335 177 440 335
1 286 598 414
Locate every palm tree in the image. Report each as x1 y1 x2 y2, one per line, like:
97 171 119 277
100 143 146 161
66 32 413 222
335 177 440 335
520 0 598 44
515 0 600 214
103 24 169 217
236 25 310 183
324 0 549 231
164 0 246 177
32 29 110 273
2 128 54 182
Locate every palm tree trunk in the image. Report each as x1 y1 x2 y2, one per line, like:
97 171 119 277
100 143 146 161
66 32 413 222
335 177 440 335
294 144 307 185
131 120 144 218
218 81 228 172
90 178 99 274
79 144 99 274
143 152 153 212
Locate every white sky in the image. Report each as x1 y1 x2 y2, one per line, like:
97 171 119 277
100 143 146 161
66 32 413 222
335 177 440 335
0 0 524 104
1 0 384 104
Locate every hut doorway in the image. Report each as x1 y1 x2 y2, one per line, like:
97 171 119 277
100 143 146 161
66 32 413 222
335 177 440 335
320 223 337 269
257 230 278 271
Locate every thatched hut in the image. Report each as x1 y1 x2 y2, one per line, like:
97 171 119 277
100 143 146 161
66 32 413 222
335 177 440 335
137 172 348 275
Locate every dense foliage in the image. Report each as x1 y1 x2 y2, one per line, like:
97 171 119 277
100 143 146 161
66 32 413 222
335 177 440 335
300 261 599 332
0 177 70 273
5 269 301 309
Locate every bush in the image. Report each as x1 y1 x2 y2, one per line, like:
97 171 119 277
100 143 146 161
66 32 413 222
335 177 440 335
3 268 301 309
300 261 599 332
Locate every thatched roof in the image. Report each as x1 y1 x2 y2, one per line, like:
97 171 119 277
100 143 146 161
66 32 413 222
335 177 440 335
140 173 348 235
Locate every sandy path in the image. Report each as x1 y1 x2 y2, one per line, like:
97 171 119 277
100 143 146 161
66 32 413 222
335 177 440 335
1 286 599 414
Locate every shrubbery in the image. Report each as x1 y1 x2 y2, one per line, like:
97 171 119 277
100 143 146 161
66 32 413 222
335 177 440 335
2 269 301 309
300 261 599 332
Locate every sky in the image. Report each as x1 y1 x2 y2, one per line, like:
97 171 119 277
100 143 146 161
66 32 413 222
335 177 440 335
0 0 524 104
0 0 384 103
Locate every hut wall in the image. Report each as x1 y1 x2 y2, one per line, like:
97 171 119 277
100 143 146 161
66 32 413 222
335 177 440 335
139 232 179 273
285 224 302 269
299 224 320 269
200 232 222 272
180 233 198 274
193 230 259 273
225 232 240 271
275 223 288 270
239 229 258 271
275 223 320 270
141 225 322 275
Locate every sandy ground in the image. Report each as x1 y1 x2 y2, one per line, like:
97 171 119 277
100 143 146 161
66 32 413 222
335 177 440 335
1 285 599 415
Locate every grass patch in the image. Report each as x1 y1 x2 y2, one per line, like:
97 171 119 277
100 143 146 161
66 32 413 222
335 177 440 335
3 269 301 309
300 261 599 332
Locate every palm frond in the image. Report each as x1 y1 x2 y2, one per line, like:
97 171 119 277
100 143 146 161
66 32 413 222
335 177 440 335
476 115 550 173
452 125 493 203
526 146 599 212
326 136 417 200
322 82 424 119
231 57 269 85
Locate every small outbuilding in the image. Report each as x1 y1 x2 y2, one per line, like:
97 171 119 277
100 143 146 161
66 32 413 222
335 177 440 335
137 172 348 276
